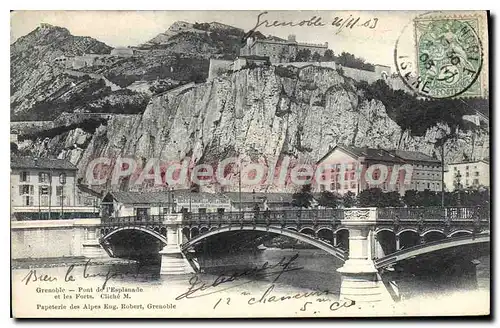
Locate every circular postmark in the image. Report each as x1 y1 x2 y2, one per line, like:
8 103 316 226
394 13 484 99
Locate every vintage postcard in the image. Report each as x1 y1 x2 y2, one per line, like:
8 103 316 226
10 10 490 318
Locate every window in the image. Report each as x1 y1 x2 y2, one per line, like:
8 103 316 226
330 183 335 190
40 195 49 206
22 195 33 206
59 173 67 185
56 186 64 196
350 182 356 189
20 171 29 182
454 167 457 171
19 185 34 195
427 183 430 189
39 185 51 196
466 166 469 170
466 172 469 177
320 185 326 192
57 196 67 206
475 172 479 176
38 172 50 183
473 179 479 185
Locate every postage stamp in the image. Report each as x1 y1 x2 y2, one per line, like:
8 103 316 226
10 10 490 319
395 11 488 99
414 16 483 98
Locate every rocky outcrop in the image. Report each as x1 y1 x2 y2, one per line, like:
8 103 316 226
65 65 488 192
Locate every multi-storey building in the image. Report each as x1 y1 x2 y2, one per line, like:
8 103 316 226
10 156 99 219
240 34 329 64
444 160 490 191
315 145 443 195
389 150 443 192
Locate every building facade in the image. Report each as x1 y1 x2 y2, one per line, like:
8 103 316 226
240 35 328 64
315 146 443 196
101 190 232 218
444 160 490 191
11 156 100 220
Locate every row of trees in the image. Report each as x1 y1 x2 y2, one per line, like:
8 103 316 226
292 49 375 71
292 185 490 209
357 80 488 137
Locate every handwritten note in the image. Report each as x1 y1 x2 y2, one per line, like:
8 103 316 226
246 11 379 38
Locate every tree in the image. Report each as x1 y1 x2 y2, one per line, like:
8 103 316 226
403 190 420 207
317 191 341 208
342 191 357 208
294 49 312 62
292 184 313 208
322 49 334 62
358 188 402 207
312 52 321 62
11 142 18 154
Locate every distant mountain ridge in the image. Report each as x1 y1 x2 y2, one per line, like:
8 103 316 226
10 20 250 120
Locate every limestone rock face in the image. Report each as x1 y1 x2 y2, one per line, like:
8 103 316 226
69 65 488 192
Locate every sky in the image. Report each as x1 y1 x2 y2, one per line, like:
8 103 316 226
9 10 487 69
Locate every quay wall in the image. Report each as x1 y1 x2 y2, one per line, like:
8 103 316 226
11 218 104 259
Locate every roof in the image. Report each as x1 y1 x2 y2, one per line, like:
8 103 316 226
317 145 440 165
11 156 77 171
105 190 230 205
388 150 441 164
317 145 406 164
239 55 270 61
223 192 293 204
448 159 490 166
77 184 103 198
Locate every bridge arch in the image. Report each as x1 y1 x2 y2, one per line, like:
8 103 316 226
396 228 419 236
375 233 490 269
315 227 333 235
376 229 397 256
448 230 473 238
376 228 395 234
181 225 346 261
422 229 445 236
334 227 348 234
101 226 168 245
398 229 421 249
299 227 316 236
422 230 446 243
316 228 335 245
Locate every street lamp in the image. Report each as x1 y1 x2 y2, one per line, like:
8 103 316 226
59 173 66 219
454 171 462 206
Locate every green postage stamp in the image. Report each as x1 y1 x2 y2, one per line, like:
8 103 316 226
413 14 485 98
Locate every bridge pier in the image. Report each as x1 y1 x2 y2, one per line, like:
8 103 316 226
159 214 195 275
337 208 393 305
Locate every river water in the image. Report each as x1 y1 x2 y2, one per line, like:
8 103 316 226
11 248 490 317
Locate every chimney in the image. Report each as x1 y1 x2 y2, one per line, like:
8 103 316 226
288 34 296 43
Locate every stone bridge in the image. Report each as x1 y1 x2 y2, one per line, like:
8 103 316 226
98 206 490 304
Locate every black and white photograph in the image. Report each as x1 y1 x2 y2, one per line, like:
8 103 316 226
9 10 490 318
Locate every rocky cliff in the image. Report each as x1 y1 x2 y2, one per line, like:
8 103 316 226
41 65 486 192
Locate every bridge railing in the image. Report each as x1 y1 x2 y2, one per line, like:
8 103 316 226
182 208 344 226
99 206 488 227
100 215 166 225
376 206 488 222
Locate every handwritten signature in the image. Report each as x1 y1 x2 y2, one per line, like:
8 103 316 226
21 259 148 289
175 253 302 300
212 284 356 312
244 11 379 40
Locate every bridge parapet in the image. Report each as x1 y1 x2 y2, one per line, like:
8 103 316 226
182 208 344 227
